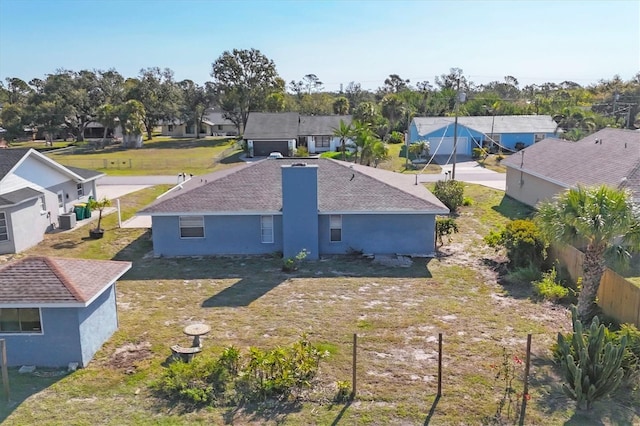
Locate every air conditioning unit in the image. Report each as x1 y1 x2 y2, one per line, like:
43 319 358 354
58 213 76 230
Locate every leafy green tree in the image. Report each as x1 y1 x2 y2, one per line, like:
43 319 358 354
115 100 146 148
4 77 33 105
0 104 24 142
128 67 181 140
381 94 406 132
265 92 286 112
332 119 354 161
95 103 118 145
211 48 282 133
178 79 215 139
332 96 349 115
536 185 640 322
353 101 379 126
381 74 410 94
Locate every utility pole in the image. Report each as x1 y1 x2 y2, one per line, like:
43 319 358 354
452 77 461 180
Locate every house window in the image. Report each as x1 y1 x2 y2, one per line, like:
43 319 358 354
0 308 42 333
330 215 342 242
179 216 204 238
40 196 47 213
217 125 223 130
316 136 331 148
185 125 194 134
0 212 7 241
168 124 174 132
534 133 546 143
261 215 274 243
77 183 84 198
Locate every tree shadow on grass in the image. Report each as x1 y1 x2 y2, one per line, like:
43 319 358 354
492 195 535 221
0 369 66 423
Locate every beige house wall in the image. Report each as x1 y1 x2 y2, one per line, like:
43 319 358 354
505 168 566 208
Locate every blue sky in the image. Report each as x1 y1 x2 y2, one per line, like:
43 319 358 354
0 0 638 91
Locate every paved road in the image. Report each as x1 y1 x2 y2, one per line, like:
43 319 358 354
98 175 180 185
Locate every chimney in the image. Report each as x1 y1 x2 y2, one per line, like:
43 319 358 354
281 163 319 260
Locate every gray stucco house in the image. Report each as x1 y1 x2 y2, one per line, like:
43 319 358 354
141 158 449 259
243 113 353 156
0 256 131 367
502 128 640 208
409 115 558 155
0 148 103 254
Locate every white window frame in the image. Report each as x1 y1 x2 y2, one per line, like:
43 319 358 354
534 133 546 143
261 215 274 243
179 216 205 238
0 212 8 242
0 308 43 334
77 183 84 198
330 215 342 242
40 196 47 213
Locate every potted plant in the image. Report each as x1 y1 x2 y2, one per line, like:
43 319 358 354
87 197 111 239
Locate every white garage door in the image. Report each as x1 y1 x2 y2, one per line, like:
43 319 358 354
428 137 468 156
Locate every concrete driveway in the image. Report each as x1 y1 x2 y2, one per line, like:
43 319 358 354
417 157 505 190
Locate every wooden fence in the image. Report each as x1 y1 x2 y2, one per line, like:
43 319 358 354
550 245 640 327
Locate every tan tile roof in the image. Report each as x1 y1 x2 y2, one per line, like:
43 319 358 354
141 158 449 215
502 128 640 203
0 257 131 305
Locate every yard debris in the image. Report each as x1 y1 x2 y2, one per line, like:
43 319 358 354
18 365 36 374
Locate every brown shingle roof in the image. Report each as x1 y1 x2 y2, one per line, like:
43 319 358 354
141 158 449 215
502 128 640 202
0 257 131 306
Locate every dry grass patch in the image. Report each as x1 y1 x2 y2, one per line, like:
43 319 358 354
2 185 638 425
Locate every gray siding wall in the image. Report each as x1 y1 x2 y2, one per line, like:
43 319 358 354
0 199 49 255
78 285 118 367
319 213 436 255
2 308 82 367
505 168 565 208
152 215 284 257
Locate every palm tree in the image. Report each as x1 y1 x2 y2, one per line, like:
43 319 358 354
332 120 354 161
96 103 118 147
352 120 372 164
536 185 640 322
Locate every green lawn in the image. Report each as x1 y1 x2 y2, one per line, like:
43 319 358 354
378 142 442 174
41 136 243 175
0 185 637 425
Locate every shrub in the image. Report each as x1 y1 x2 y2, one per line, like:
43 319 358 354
387 131 405 144
295 146 309 157
282 249 309 272
534 267 569 302
462 196 473 206
154 336 328 405
472 147 487 159
436 217 459 246
556 307 627 410
485 219 547 269
432 180 464 212
505 264 542 284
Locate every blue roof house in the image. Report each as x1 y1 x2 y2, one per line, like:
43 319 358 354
140 158 449 259
409 115 558 156
0 256 131 367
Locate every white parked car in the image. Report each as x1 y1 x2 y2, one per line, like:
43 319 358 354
268 152 284 159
